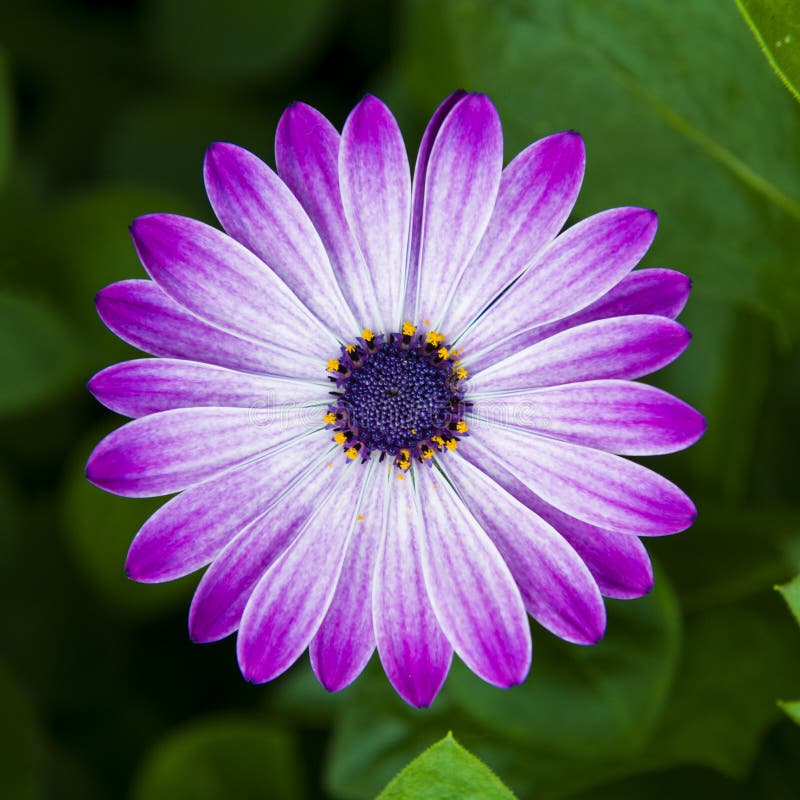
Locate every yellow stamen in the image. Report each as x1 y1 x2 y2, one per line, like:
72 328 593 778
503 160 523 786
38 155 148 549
431 435 445 449
437 346 450 360
361 328 374 342
455 420 468 433
333 431 347 446
421 447 434 460
327 359 340 372
345 343 356 354
445 439 458 451
402 320 417 336
426 330 445 346
345 447 359 460
456 366 468 380
323 412 336 425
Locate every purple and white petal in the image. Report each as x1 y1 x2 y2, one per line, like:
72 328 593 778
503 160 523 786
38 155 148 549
461 207 658 354
130 213 339 353
339 95 410 330
443 455 606 644
470 379 705 455
445 131 586 338
275 102 381 328
188 453 345 643
89 358 327 418
125 439 321 583
95 280 318 378
373 470 452 708
461 446 654 599
404 91 467 317
311 467 387 692
469 315 690 392
204 142 357 336
416 467 531 687
467 419 696 536
86 407 319 498
237 462 374 683
412 94 504 328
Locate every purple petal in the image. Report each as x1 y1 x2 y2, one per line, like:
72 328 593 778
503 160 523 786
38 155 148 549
466 419 696 536
310 467 386 692
89 358 326 418
404 91 467 317
469 315 690 392
130 213 338 357
237 463 373 683
125 439 316 583
204 142 357 336
339 95 410 330
471 379 706 455
275 102 380 328
416 467 531 687
373 470 453 708
461 446 654 599
445 131 586 338
96 280 311 377
412 94 504 327
443 455 606 644
462 207 658 355
86 407 318 498
188 451 344 643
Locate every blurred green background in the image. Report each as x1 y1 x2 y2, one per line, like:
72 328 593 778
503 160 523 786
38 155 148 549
1 1 800 798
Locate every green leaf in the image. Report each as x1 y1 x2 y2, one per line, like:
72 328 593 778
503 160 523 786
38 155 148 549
776 573 800 625
737 0 800 103
397 0 800 337
0 291 82 417
61 425 190 616
143 0 339 84
446 569 680 759
132 715 305 800
376 734 516 800
779 700 800 724
0 49 11 187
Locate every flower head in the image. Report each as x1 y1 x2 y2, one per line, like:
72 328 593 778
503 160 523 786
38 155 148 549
86 92 704 708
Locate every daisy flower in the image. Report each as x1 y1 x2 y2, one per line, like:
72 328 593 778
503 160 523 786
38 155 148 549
86 91 704 708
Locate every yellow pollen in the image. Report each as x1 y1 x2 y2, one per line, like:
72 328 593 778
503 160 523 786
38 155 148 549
456 366 468 380
357 514 364 521
402 321 417 336
426 330 445 346
411 428 416 434
361 328 374 342
437 346 450 360
424 319 430 326
445 439 458 451
397 473 405 480
456 420 469 433
345 343 356 354
326 463 332 468
323 412 336 425
327 359 340 372
333 431 348 445
421 448 434 460
345 447 359 460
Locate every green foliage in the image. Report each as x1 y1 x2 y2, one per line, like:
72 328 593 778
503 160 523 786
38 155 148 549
376 734 516 800
776 573 800 625
0 49 11 187
0 291 82 417
132 716 305 800
737 0 800 103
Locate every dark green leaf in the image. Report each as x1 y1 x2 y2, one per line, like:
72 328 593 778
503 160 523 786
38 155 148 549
776 573 800 625
0 49 11 187
737 0 800 103
376 734 516 800
132 715 305 800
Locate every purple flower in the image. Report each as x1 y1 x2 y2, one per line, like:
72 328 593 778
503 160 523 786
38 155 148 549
86 92 704 708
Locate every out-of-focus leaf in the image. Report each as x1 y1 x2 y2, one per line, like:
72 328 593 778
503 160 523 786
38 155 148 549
376 734 516 800
267 661 344 727
447 571 680 758
61 425 190 616
737 0 800 103
0 49 11 187
776 573 800 624
397 0 800 337
51 185 194 368
0 661 45 800
144 0 339 84
132 716 305 800
0 291 82 417
779 701 800 723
